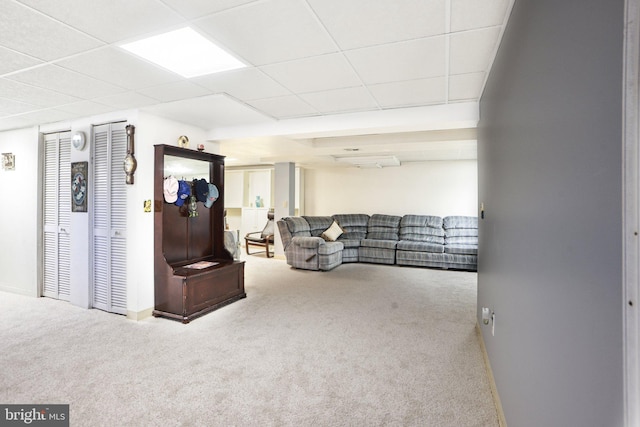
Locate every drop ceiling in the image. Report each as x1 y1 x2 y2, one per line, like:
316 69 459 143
0 0 513 167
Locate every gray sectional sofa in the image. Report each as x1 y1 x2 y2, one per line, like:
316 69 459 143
277 214 478 272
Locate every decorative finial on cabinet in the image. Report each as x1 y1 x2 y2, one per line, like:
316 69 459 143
124 124 137 185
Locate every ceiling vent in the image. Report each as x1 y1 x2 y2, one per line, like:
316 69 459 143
335 155 401 168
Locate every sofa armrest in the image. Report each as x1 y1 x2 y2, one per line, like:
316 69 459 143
291 236 325 249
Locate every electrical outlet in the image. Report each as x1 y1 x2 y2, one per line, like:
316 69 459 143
482 307 491 325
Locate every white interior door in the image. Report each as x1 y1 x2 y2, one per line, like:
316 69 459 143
43 131 71 301
92 122 127 315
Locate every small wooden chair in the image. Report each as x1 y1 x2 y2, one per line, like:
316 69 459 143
245 209 275 257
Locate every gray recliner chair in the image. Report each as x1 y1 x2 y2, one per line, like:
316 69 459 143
277 217 343 271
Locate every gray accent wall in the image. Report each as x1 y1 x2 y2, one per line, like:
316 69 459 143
477 0 624 426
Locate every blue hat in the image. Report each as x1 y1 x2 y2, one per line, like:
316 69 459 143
204 184 219 208
194 178 209 203
175 180 190 206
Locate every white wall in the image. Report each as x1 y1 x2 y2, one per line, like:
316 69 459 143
303 160 477 217
0 127 40 296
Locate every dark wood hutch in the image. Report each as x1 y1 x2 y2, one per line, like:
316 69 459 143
153 144 245 323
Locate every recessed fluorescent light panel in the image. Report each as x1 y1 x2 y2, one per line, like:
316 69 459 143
120 27 245 78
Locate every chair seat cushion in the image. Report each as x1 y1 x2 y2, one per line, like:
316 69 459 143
397 240 445 253
337 238 361 249
318 241 344 255
246 235 273 244
360 239 397 250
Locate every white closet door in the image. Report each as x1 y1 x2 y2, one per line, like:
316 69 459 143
43 131 71 301
92 122 127 314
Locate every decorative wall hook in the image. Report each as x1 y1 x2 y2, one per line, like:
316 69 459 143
124 124 137 185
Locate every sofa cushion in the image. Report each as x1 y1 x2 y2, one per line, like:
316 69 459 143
398 233 445 244
445 228 478 237
366 214 401 240
284 217 311 237
332 214 369 241
337 238 361 249
303 216 334 237
443 216 478 229
397 240 445 253
401 214 443 229
400 225 445 237
360 239 398 250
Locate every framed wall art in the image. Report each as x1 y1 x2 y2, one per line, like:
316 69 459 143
71 161 88 212
2 153 15 171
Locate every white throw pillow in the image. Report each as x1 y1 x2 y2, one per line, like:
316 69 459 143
322 221 343 241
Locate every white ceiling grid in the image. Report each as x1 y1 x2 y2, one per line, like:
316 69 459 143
0 0 512 165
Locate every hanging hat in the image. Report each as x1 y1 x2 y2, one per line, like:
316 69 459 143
194 178 209 203
204 183 219 208
175 180 191 206
163 176 178 203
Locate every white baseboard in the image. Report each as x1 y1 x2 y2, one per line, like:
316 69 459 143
476 323 508 427
0 284 38 298
127 307 154 321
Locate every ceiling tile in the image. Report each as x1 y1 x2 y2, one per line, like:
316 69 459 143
17 0 185 43
137 80 212 102
161 0 259 19
0 115 33 131
450 0 511 32
0 97 38 115
195 0 337 65
0 46 42 75
308 0 446 50
260 54 362 94
449 27 501 74
56 47 182 90
192 67 290 100
299 86 378 114
6 65 126 99
449 72 485 101
0 78 80 107
13 108 76 125
369 78 446 108
0 1 102 61
346 37 446 85
247 96 318 119
95 91 159 109
56 100 116 116
142 94 274 129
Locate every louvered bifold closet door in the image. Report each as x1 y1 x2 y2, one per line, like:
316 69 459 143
92 122 127 315
43 132 71 301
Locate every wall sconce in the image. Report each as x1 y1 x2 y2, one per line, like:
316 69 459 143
124 124 137 185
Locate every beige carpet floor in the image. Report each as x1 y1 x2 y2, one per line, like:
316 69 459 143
0 255 498 427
